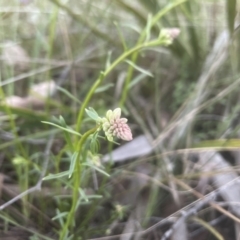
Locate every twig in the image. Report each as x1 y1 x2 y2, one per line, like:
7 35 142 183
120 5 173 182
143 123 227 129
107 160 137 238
89 170 240 240
161 199 212 240
0 135 54 211
161 176 240 239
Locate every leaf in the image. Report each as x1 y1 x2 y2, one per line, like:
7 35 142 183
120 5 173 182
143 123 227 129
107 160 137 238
145 14 153 42
41 121 81 136
181 2 200 62
90 138 99 154
114 21 128 51
194 139 240 149
105 51 112 70
43 171 69 180
79 188 89 202
128 73 149 89
87 194 102 199
85 108 101 121
57 86 81 104
151 0 187 27
59 115 67 127
83 163 110 177
95 83 114 93
90 132 100 154
68 152 78 178
125 60 153 77
226 0 236 36
52 211 68 221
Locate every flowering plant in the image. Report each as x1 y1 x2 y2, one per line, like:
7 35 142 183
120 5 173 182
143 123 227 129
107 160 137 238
85 107 132 142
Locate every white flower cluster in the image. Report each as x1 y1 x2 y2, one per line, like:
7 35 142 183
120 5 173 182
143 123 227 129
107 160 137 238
101 108 132 142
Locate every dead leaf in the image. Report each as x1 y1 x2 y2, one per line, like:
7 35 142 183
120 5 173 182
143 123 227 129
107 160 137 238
3 95 29 109
27 80 57 108
28 80 57 99
170 217 188 240
199 151 240 217
2 41 29 71
3 80 57 110
103 135 153 163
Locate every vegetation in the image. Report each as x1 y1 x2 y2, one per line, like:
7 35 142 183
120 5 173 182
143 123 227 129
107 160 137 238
0 0 240 239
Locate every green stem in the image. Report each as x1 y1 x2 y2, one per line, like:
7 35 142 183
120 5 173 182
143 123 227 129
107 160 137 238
59 127 97 240
76 39 163 133
46 5 59 115
119 51 138 107
119 0 187 107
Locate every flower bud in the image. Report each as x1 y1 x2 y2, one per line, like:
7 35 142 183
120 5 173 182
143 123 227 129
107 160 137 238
101 108 132 142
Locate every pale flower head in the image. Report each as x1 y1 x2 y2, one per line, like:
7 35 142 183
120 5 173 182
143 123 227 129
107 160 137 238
159 28 180 45
101 108 132 142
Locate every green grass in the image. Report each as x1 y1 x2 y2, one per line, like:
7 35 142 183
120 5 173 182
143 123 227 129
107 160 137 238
0 0 240 239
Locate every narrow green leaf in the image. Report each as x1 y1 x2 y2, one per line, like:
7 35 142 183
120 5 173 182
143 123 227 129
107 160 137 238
85 108 101 121
114 21 128 51
128 73 149 89
87 195 102 199
83 163 110 177
88 107 98 115
95 83 114 93
181 2 200 62
105 51 112 70
194 139 240 149
90 132 100 154
125 60 153 77
145 14 153 42
43 171 69 180
68 152 78 178
57 86 81 104
151 0 187 27
226 0 236 36
52 211 68 221
53 209 66 227
59 115 66 127
79 188 89 202
0 215 54 240
41 121 81 136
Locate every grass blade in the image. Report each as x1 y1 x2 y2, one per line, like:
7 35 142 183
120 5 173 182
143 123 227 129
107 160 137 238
226 0 236 36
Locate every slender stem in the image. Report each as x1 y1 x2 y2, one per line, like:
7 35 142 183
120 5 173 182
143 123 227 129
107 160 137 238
76 72 104 133
119 0 187 107
119 51 138 107
60 127 97 240
76 39 162 133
